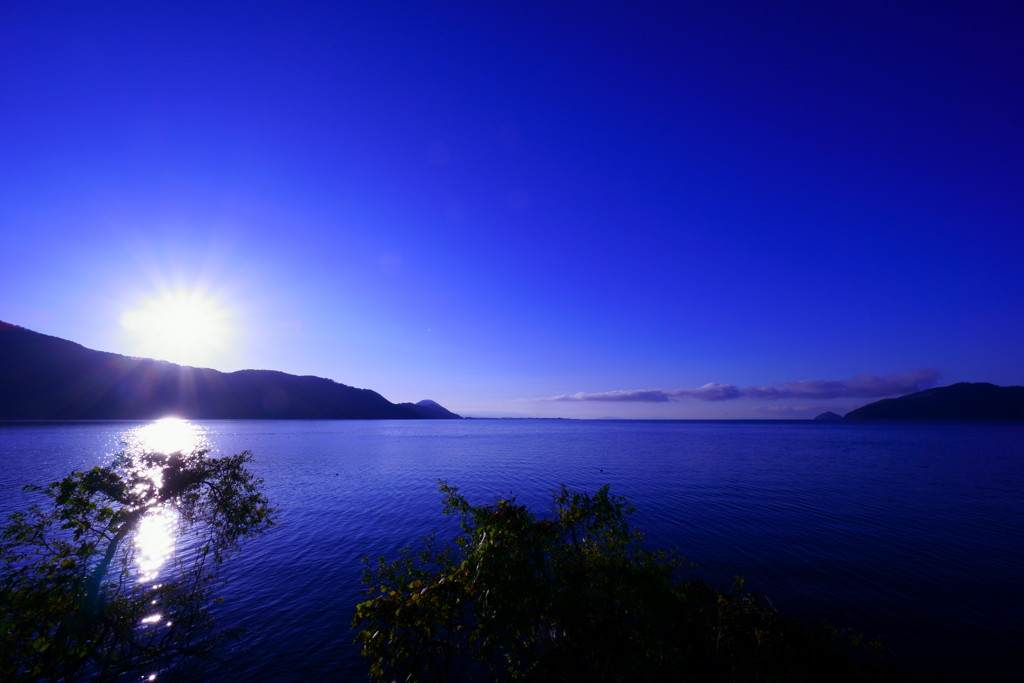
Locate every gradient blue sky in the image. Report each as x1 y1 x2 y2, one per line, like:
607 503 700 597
2 1 1022 418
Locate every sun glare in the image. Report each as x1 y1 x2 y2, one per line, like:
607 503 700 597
121 287 234 367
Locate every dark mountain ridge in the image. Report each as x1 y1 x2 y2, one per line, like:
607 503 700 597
844 382 1024 420
0 321 460 420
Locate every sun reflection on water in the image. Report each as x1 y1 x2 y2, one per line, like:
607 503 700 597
130 417 206 456
118 418 210 584
134 506 177 582
107 418 215 680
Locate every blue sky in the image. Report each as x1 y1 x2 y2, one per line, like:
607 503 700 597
2 1 1022 418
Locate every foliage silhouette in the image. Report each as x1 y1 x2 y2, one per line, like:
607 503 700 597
0 449 275 681
353 481 890 682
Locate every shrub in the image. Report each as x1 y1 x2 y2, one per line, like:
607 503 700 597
353 481 890 682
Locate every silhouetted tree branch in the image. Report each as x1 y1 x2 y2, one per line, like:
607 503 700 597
0 449 276 681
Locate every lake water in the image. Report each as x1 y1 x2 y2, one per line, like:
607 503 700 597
1 419 1022 681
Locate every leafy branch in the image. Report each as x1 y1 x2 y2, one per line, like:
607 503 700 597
0 449 276 681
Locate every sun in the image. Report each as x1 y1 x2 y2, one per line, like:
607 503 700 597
120 287 234 368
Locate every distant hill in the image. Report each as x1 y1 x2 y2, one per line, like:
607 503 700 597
844 382 1024 420
0 321 460 420
397 399 463 420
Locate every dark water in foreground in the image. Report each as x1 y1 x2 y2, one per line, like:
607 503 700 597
1 419 1022 681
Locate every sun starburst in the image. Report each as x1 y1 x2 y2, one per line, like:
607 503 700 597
121 287 234 367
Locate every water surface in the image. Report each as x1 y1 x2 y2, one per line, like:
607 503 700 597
1 419 1021 680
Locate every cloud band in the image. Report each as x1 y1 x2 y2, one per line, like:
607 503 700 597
539 369 940 403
